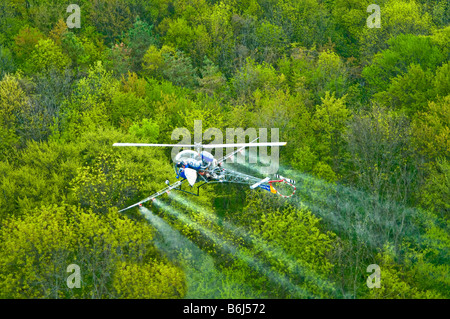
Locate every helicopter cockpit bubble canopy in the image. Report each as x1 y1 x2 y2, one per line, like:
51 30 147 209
200 151 214 163
174 150 201 163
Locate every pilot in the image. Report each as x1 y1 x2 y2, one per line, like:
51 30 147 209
175 161 185 179
176 159 202 179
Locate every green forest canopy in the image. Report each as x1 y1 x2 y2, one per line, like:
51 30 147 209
0 0 449 299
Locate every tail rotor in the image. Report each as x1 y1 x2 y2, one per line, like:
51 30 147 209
269 174 296 198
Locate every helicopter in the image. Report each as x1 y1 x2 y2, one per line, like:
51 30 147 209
113 138 296 212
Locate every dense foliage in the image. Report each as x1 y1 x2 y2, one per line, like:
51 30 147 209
0 0 448 299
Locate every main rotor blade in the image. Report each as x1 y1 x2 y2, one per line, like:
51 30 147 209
113 143 195 147
113 141 286 148
201 142 287 148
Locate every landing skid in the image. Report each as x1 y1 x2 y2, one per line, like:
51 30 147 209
173 179 209 196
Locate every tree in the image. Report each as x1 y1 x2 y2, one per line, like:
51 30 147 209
141 45 198 87
0 46 16 79
0 73 29 131
0 204 76 298
197 56 226 97
128 118 159 143
108 89 148 128
413 95 450 162
78 25 109 65
207 1 236 77
362 34 445 94
0 73 30 154
236 199 338 298
346 105 418 203
311 92 351 180
0 0 28 47
24 39 71 74
0 138 82 221
60 31 94 72
163 17 196 53
20 69 75 142
367 243 446 299
329 0 372 58
113 260 185 298
0 204 185 298
231 57 286 102
141 44 166 78
191 24 212 68
275 0 336 50
125 17 158 72
310 50 350 101
161 50 198 89
432 62 450 98
253 205 336 275
373 64 434 115
253 20 287 63
21 0 68 34
12 26 45 66
70 152 144 214
429 25 450 60
419 158 450 218
359 0 435 60
412 95 450 217
419 0 450 27
88 0 134 44
60 62 117 140
48 19 68 46
105 42 133 76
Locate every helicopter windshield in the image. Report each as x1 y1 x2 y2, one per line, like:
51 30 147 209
174 150 201 163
